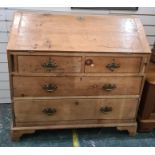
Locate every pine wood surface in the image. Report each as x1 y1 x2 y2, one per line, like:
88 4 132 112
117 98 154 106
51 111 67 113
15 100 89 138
7 12 151 54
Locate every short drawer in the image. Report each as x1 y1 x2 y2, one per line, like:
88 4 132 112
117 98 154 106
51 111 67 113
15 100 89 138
14 98 139 123
85 56 142 73
17 55 82 73
13 76 142 97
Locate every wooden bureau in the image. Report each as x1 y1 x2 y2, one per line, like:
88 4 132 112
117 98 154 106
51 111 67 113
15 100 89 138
7 12 151 141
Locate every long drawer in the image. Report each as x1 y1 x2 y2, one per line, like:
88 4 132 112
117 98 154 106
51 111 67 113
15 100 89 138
13 76 142 97
14 98 139 123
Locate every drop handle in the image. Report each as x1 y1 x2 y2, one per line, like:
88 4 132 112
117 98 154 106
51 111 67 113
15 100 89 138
100 106 112 113
102 84 116 91
42 108 57 116
41 58 57 71
42 83 57 92
106 62 120 72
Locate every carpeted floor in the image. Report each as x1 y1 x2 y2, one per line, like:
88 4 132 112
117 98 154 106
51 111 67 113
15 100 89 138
0 104 155 147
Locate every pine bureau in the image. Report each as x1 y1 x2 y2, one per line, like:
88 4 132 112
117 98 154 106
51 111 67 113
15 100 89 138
7 12 151 141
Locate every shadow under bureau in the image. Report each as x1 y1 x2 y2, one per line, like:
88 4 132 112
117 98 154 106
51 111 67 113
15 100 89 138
7 12 151 141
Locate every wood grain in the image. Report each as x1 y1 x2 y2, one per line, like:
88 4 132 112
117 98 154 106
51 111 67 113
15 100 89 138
12 122 137 140
85 56 142 73
13 76 142 97
7 12 151 54
14 98 138 123
18 55 82 73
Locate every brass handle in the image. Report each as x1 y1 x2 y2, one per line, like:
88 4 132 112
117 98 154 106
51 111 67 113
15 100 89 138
100 106 112 113
42 108 57 116
42 58 57 71
102 84 116 91
106 62 120 72
42 84 57 92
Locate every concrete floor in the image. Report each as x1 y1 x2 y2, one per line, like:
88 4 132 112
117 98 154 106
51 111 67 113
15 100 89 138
1 104 155 147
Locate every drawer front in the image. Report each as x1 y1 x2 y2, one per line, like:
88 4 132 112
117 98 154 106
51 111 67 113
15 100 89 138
14 98 138 123
85 56 142 73
17 56 82 73
13 76 142 97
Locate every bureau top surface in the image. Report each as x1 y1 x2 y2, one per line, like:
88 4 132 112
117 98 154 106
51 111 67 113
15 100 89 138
7 12 151 54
